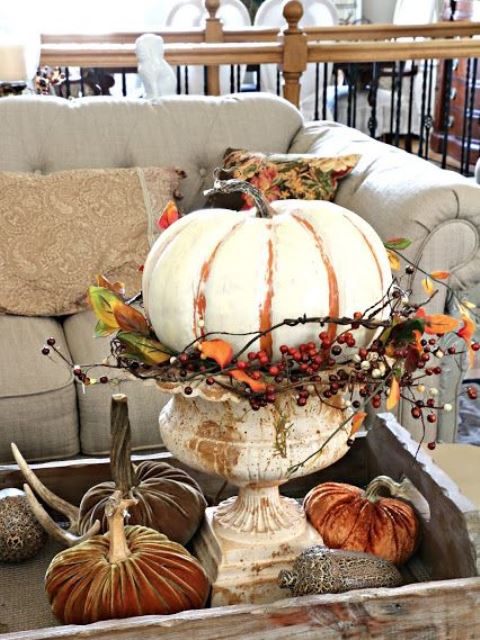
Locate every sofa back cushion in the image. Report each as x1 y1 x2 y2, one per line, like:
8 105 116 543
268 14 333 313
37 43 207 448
0 94 304 213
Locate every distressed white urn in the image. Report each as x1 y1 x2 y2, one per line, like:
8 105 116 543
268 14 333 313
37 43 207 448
158 382 351 606
144 180 391 605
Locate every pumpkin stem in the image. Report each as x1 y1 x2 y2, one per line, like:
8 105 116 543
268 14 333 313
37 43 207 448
364 475 402 503
204 177 275 219
110 395 136 495
365 475 431 520
106 491 136 564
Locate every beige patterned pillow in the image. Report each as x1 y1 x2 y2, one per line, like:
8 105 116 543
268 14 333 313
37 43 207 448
0 166 184 316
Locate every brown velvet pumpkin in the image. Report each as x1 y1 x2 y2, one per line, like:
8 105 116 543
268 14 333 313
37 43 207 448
12 396 207 548
46 494 210 625
304 476 421 565
78 396 207 545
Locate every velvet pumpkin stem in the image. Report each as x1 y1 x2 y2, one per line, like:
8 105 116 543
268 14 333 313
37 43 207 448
105 491 135 564
110 395 136 495
364 475 402 503
204 177 274 219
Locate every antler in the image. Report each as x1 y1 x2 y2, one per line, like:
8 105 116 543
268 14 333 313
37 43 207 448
11 442 101 547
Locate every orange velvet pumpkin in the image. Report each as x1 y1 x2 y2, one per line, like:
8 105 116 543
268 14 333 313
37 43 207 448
304 477 421 565
45 496 210 625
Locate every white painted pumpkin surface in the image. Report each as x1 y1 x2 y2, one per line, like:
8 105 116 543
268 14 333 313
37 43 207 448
143 200 391 357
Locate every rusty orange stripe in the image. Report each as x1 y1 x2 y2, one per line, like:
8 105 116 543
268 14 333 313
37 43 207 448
343 215 384 291
259 235 274 357
193 220 245 338
292 213 339 342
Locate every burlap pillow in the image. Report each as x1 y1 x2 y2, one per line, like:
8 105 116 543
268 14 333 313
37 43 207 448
207 148 360 210
0 166 184 316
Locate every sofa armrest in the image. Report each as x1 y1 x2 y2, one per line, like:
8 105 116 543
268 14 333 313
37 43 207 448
289 121 480 294
289 121 480 443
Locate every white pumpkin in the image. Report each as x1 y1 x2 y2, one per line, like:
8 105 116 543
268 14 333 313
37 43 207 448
143 196 392 358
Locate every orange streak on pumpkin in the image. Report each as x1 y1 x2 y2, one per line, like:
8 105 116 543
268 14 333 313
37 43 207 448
259 236 274 357
292 214 339 343
343 215 384 291
193 221 245 338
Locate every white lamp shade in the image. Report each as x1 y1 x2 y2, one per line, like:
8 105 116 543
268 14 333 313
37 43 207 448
0 34 40 82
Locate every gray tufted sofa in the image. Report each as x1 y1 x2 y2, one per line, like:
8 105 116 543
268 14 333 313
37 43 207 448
1 92 479 462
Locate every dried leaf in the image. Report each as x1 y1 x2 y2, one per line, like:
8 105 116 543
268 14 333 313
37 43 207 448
384 238 412 250
405 342 421 373
230 369 266 393
199 339 234 368
458 315 477 368
88 286 123 336
412 329 423 352
96 274 125 297
386 377 400 411
461 299 477 310
430 271 449 280
426 314 459 335
157 201 180 230
458 315 476 342
116 332 171 365
113 304 149 336
387 250 401 271
350 412 367 436
421 277 435 296
416 308 459 335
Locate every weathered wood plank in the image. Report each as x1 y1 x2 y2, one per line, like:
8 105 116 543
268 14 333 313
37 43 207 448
4 578 480 640
366 414 480 580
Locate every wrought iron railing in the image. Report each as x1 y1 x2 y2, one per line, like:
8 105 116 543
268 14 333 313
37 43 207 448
38 0 480 175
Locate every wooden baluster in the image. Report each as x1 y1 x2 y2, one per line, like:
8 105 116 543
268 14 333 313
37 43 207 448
205 0 222 96
281 1 307 108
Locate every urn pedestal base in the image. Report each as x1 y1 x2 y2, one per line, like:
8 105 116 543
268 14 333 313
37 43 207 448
193 491 323 607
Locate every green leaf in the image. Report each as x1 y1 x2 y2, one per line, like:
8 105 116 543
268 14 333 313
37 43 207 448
94 319 115 338
387 318 426 347
117 332 171 366
88 286 123 336
384 238 412 251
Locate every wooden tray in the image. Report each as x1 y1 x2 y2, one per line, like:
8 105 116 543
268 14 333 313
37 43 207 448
1 413 479 639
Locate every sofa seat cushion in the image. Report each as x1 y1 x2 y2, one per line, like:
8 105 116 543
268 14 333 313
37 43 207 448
63 311 169 455
0 316 79 463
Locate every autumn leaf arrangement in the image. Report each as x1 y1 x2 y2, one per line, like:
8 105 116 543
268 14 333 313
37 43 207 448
42 205 479 464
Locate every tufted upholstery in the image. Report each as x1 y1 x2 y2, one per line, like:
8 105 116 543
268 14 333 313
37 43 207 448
0 93 303 213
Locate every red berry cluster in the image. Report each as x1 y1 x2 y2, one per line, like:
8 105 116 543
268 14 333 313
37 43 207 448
40 258 480 459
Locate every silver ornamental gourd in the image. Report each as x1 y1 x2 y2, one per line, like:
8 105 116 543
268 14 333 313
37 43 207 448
0 488 47 562
279 546 403 597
